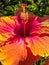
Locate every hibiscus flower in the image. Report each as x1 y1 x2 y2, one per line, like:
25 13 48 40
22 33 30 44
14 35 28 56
0 4 49 65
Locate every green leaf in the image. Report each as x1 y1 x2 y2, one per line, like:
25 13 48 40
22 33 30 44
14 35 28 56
46 6 49 15
38 0 42 3
5 6 14 11
14 5 20 11
3 11 7 15
27 3 38 12
5 0 10 3
0 13 3 16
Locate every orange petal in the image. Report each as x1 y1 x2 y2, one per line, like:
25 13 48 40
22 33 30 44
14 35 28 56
39 16 49 35
39 19 49 35
26 36 49 57
30 17 49 36
0 39 27 65
0 16 16 33
0 33 16 47
19 47 41 65
39 16 49 22
0 16 19 46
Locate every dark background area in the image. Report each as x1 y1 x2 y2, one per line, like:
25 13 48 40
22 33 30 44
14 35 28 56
0 0 49 16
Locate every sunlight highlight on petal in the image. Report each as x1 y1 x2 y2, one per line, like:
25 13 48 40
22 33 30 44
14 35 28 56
26 36 49 57
1 16 15 26
0 16 16 34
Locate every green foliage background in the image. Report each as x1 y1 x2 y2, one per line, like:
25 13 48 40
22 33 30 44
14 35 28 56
0 0 49 65
0 0 49 16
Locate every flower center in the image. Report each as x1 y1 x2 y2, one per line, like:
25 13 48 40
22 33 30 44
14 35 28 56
14 4 30 38
14 20 30 38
